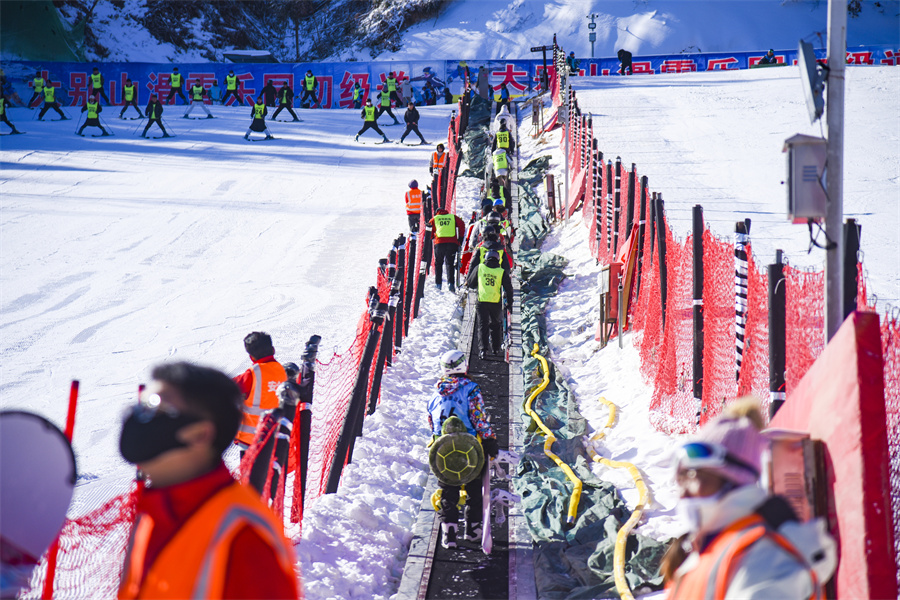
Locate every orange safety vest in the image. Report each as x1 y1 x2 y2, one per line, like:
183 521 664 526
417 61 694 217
405 188 422 214
118 481 298 599
236 361 286 446
666 514 820 600
432 151 446 171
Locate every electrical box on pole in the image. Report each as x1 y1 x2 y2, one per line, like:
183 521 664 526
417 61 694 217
587 14 598 58
783 134 827 223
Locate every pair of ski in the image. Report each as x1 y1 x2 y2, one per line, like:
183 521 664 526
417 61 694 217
476 450 520 554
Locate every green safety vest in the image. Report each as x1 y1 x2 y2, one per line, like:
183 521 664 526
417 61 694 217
90 73 102 88
44 86 56 102
478 246 504 263
493 151 508 171
86 101 98 119
226 75 237 90
123 84 135 101
304 75 315 91
0 98 5 116
34 77 44 91
434 214 456 238
496 130 510 149
386 77 397 92
380 91 390 107
192 85 204 101
500 220 512 236
364 105 376 121
254 102 265 118
281 89 290 103
353 86 360 100
171 73 182 87
148 102 162 119
477 264 504 303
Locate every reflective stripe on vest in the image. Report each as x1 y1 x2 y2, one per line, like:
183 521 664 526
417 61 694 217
477 264 503 303
432 152 446 170
427 379 479 436
236 361 286 445
364 105 376 121
171 73 181 87
192 85 204 101
667 514 820 600
44 86 56 103
496 130 510 148
405 189 422 213
434 214 456 238
118 482 297 599
86 101 98 119
226 75 237 90
493 151 508 171
304 75 314 90
124 85 135 101
90 73 102 88
254 102 265 118
34 77 44 91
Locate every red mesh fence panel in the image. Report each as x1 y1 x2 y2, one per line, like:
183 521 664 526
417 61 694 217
738 248 771 406
882 311 900 579
23 485 140 599
784 266 825 395
700 230 738 425
648 225 696 435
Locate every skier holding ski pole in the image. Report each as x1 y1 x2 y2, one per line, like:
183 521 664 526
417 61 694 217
37 79 68 121
244 95 274 141
76 94 110 136
355 97 389 143
427 350 499 549
141 94 170 138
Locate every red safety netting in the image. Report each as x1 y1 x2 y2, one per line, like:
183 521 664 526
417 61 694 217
783 266 825 395
738 249 771 406
700 230 738 424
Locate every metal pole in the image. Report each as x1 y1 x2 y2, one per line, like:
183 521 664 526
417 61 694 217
824 0 846 341
769 250 786 419
842 218 860 318
655 194 668 328
563 80 570 223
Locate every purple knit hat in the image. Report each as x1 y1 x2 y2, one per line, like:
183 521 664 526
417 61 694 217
690 412 767 487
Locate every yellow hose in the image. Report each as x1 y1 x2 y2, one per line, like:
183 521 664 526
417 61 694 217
526 344 583 525
586 397 651 600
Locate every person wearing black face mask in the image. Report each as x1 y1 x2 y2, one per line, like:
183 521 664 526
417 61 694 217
117 361 300 599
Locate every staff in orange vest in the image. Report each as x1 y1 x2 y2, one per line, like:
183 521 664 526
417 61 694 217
430 143 447 176
661 398 835 599
233 331 287 455
118 361 300 599
405 179 423 232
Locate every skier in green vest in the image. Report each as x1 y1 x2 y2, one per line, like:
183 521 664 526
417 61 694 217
466 250 512 360
244 95 274 141
355 97 389 143
141 94 170 138
165 67 187 105
37 79 68 121
28 72 44 108
300 70 319 108
183 80 213 118
77 94 111 136
89 67 111 105
271 82 299 121
427 208 465 292
119 79 143 119
376 87 399 125
222 70 243 106
1 94 23 134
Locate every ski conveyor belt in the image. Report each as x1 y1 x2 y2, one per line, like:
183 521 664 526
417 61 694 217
396 102 535 600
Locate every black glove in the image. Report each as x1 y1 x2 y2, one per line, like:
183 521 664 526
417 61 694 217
481 437 499 458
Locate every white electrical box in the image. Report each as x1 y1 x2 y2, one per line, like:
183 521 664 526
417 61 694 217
783 134 827 223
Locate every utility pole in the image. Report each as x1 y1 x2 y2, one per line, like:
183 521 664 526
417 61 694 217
824 0 846 341
587 14 598 58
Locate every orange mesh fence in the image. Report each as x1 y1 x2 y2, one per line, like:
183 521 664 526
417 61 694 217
738 249 771 406
700 230 738 424
881 310 900 572
23 485 141 599
783 266 825 395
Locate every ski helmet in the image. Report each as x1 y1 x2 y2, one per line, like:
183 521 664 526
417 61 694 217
487 212 501 225
409 180 418 189
282 362 300 381
429 416 485 486
440 349 467 377
493 198 504 207
485 250 501 263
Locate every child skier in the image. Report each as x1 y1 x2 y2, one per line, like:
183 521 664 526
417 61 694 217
355 98 389 143
427 350 499 549
245 95 274 141
141 94 170 138
77 94 111 136
183 80 213 119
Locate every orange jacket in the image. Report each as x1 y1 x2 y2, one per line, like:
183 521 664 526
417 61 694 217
667 513 819 600
119 479 299 599
431 151 446 172
405 188 422 214
236 360 286 446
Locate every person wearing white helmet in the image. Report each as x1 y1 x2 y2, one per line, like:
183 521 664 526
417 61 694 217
427 350 499 549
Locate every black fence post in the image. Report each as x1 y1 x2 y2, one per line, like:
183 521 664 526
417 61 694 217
626 163 636 235
294 334 319 511
735 220 751 383
606 161 614 252
594 144 602 257
613 157 622 254
843 218 861 320
768 250 786 419
404 232 417 336
247 412 280 497
692 205 705 424
325 294 388 494
368 264 402 415
415 223 432 319
394 235 406 350
655 194 668 328
634 175 648 298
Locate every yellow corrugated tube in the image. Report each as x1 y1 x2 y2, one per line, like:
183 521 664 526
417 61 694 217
586 397 651 600
526 344 583 525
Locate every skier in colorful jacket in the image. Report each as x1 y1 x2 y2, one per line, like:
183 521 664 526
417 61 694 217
427 350 499 549
118 361 300 599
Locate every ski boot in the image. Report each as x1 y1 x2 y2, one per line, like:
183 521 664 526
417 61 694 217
440 523 457 549
354 134 359 142
265 134 274 140
244 133 250 140
206 114 214 119
382 135 390 143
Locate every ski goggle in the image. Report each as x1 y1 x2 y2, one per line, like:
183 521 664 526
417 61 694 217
675 442 759 479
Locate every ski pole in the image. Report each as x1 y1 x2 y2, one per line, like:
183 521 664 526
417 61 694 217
41 381 79 600
98 114 115 136
73 112 84 135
